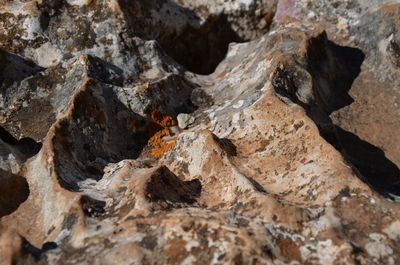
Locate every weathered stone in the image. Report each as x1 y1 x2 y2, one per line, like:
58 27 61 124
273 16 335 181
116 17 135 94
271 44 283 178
0 1 399 265
177 113 195 129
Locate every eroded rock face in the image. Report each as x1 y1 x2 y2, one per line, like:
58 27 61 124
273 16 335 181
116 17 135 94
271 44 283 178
0 0 399 264
273 0 400 200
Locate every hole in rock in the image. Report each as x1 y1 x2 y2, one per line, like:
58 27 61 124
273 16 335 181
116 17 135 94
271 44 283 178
146 166 202 204
0 125 18 145
80 195 106 218
140 74 199 117
159 13 245 75
118 0 258 75
0 125 42 160
0 169 30 218
15 138 43 160
53 80 168 191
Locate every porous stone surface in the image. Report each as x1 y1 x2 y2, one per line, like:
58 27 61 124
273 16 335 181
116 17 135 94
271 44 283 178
0 0 399 265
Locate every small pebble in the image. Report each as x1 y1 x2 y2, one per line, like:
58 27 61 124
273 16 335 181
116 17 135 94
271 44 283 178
177 113 195 129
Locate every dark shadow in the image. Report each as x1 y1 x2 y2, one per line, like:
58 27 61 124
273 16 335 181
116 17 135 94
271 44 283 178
0 125 18 145
117 0 247 75
0 125 42 161
52 81 153 191
0 49 45 103
80 195 106 218
247 177 267 193
14 138 43 160
307 38 400 199
160 14 245 75
143 73 199 117
306 34 365 114
321 125 400 199
13 238 58 264
0 169 30 218
85 55 125 86
146 166 202 204
274 34 400 199
212 134 237 157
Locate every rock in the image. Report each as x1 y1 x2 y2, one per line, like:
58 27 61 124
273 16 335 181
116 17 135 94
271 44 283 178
0 1 400 265
177 113 194 129
274 0 400 168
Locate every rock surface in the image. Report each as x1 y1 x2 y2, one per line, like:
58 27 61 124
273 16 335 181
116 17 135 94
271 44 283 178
0 0 400 264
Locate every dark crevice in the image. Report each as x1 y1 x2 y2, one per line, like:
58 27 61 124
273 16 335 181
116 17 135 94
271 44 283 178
307 35 365 114
118 0 252 75
146 166 202 204
160 14 246 75
53 81 155 191
248 177 267 193
0 169 30 218
0 49 45 108
11 238 57 265
212 134 238 157
0 125 42 161
0 125 18 145
0 49 45 88
324 125 400 198
80 195 106 218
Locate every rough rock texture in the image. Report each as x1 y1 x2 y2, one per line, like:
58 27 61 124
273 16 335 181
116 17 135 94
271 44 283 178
275 0 400 190
0 0 400 264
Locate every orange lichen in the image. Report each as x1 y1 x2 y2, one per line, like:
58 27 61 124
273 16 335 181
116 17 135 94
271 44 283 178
150 111 177 127
148 111 177 157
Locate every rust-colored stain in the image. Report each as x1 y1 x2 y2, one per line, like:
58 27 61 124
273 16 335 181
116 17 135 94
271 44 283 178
217 70 227 79
379 3 400 13
148 111 177 157
150 111 177 127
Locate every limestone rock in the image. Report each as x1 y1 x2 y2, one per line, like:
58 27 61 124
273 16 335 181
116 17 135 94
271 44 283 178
177 113 194 129
0 1 399 265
